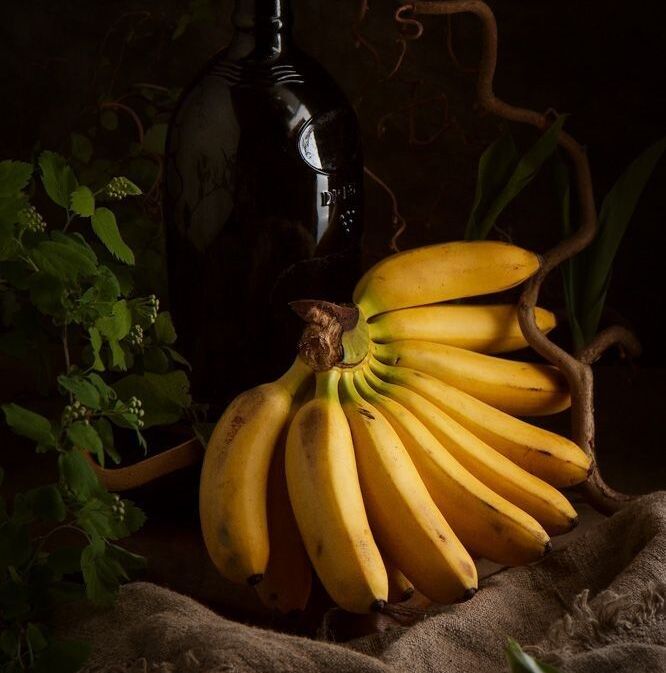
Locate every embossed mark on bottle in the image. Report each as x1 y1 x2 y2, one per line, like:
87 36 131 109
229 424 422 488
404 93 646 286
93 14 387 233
320 183 358 207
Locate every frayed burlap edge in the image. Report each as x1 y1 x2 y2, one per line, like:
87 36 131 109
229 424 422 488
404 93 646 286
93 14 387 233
528 581 666 666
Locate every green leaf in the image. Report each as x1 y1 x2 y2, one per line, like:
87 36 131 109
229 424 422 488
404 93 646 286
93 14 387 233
58 450 100 501
67 423 104 464
163 346 192 370
506 639 561 673
80 538 125 605
578 135 666 344
144 123 168 155
76 497 117 539
2 403 56 449
95 299 132 341
143 346 170 373
0 160 33 196
87 373 116 405
58 374 102 409
91 208 135 265
26 623 48 654
33 638 91 673
100 109 119 131
70 185 95 217
113 370 191 428
551 154 585 351
108 339 127 370
107 543 146 573
0 628 18 657
465 133 518 240
31 239 98 283
38 151 78 209
28 485 66 522
70 132 93 164
28 273 67 319
154 311 177 344
475 115 569 240
94 417 120 464
88 327 105 371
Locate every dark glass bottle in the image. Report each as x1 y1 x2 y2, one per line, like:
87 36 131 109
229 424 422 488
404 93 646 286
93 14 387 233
164 0 363 409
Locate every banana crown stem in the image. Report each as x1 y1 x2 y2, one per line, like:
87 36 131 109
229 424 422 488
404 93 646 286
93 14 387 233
315 368 341 400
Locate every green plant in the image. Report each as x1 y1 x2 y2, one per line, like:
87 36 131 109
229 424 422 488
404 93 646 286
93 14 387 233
505 638 562 673
465 122 665 351
0 152 191 672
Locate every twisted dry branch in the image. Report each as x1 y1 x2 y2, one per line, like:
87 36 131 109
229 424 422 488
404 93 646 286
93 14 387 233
408 0 637 514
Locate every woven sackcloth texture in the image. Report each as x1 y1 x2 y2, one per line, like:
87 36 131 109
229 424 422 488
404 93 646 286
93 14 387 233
56 491 666 673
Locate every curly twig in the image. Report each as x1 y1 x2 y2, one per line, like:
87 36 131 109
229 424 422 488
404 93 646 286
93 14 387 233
364 166 408 251
410 1 637 514
577 325 642 365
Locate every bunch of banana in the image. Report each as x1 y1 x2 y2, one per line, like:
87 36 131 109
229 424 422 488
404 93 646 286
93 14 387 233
200 240 592 615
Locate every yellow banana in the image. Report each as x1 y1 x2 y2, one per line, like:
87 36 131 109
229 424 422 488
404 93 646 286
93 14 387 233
356 369 557 561
373 340 570 416
370 362 591 487
255 416 312 615
375 362 590 487
340 372 477 604
383 554 415 603
286 369 388 613
353 241 540 318
368 304 556 354
367 361 578 535
199 357 311 584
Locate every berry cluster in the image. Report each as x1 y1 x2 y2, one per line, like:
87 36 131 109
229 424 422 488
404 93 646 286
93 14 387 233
63 400 90 426
146 295 159 324
104 177 139 200
111 493 126 522
18 205 46 233
127 324 144 348
127 396 145 428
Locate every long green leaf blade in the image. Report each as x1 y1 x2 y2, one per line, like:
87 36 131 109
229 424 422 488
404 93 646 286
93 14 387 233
476 115 568 240
552 153 585 350
465 132 518 240
579 135 666 343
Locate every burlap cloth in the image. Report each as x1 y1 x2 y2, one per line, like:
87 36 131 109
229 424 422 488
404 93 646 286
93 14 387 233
57 492 666 673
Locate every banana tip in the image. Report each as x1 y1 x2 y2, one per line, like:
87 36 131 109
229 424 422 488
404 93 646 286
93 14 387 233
570 516 580 530
544 541 553 555
401 588 415 602
371 599 387 613
247 573 264 586
462 588 477 602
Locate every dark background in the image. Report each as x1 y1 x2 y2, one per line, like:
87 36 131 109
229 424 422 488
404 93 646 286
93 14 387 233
1 0 665 363
1 0 664 619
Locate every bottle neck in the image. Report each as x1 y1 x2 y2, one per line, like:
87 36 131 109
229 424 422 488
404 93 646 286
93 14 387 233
228 0 293 61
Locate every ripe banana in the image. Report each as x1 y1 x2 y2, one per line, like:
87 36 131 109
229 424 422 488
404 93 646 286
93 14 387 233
382 554 415 603
373 340 570 417
339 371 477 603
374 361 590 487
355 369 556 561
255 419 312 614
199 357 311 584
353 241 540 318
367 361 579 535
286 369 388 613
368 304 556 354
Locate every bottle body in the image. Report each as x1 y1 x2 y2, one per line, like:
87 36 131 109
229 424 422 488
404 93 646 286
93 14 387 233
164 10 363 407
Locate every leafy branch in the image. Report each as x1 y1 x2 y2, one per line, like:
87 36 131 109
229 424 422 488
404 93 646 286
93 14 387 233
0 151 191 672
